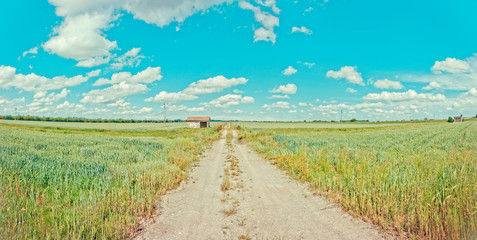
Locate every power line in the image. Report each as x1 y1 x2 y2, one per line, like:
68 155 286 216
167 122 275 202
163 103 166 127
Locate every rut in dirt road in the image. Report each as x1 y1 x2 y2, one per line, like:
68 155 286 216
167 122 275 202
135 128 385 240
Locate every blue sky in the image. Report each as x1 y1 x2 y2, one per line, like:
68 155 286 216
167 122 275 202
0 0 476 121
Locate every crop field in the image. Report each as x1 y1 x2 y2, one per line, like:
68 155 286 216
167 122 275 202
0 120 187 131
233 121 436 129
240 121 477 239
0 124 219 239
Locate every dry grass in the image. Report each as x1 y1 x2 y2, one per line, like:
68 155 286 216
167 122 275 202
222 206 237 216
221 177 232 191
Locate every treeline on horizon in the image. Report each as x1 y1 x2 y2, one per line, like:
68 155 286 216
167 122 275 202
0 115 184 123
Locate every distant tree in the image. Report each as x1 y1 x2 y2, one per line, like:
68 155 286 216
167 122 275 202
448 117 454 123
350 118 357 122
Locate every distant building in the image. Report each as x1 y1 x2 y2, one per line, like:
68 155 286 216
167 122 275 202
187 116 211 128
454 115 463 123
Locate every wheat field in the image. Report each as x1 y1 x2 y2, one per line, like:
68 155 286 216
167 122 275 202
240 121 477 239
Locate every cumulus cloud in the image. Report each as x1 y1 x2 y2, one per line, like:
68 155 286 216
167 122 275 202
263 101 290 110
202 94 255 108
291 26 312 35
282 66 297 76
110 47 145 70
271 83 297 95
404 54 477 91
145 91 198 103
22 47 39 57
463 88 477 97
239 1 279 44
373 79 404 89
432 57 470 74
0 65 89 92
81 81 148 104
43 11 118 60
346 87 357 93
76 56 110 67
107 99 131 108
326 66 364 85
182 75 248 95
269 94 290 99
363 89 446 102
87 69 101 77
44 0 233 61
256 0 280 14
422 81 441 90
93 67 162 86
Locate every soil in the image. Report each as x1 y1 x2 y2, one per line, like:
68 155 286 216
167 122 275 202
135 128 386 240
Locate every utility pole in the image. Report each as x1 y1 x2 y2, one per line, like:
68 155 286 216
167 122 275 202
163 103 166 127
15 107 17 120
340 109 343 123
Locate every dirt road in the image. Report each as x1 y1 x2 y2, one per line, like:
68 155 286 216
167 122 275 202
135 128 385 240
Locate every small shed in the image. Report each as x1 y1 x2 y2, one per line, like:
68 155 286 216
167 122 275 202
187 116 211 128
454 115 463 123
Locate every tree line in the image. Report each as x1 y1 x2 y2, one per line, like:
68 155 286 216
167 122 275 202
0 115 185 123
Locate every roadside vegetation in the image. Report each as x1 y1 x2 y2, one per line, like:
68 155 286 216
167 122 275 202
240 121 476 239
0 124 219 239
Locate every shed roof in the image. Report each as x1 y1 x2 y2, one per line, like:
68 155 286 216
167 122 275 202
187 116 211 122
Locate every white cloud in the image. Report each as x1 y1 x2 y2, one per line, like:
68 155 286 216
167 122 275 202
346 87 357 93
373 79 404 89
182 75 248 95
463 88 477 97
81 82 148 104
326 66 364 85
233 89 243 93
269 94 290 99
187 107 205 112
422 81 441 90
45 0 233 61
291 26 312 35
282 66 297 76
145 91 198 103
256 0 280 14
29 88 70 112
304 7 313 14
203 94 254 108
298 102 309 107
404 54 477 90
107 99 131 108
271 83 297 95
138 107 153 113
57 101 77 109
0 65 89 92
43 11 118 60
241 96 255 103
263 101 290 109
432 57 470 74
110 47 145 70
93 67 162 86
239 1 279 44
87 69 101 77
76 56 110 67
22 47 39 57
363 89 446 102
302 62 315 68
